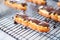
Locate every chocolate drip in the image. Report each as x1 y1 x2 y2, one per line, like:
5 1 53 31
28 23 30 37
16 14 49 27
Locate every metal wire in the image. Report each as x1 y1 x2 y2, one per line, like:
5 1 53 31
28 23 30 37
0 0 60 40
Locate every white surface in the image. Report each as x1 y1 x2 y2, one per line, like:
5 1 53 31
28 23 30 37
0 1 16 40
0 30 16 40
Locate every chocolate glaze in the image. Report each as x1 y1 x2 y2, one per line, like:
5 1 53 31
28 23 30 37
43 5 54 12
39 22 49 27
42 5 60 15
16 14 49 27
26 17 41 24
50 10 56 15
50 9 60 15
10 0 27 6
16 14 28 18
55 9 60 15
5 0 7 1
21 3 27 7
10 0 16 3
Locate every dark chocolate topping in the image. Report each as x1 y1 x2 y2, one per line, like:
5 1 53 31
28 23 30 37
27 18 41 24
21 3 27 7
50 10 56 15
16 14 49 27
5 0 7 1
16 14 28 18
10 0 16 3
42 6 60 15
43 6 54 12
39 22 49 27
50 9 60 15
10 0 27 6
55 9 60 15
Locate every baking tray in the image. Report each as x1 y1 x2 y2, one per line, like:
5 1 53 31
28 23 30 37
0 0 60 40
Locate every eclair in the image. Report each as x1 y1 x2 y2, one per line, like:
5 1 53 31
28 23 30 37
38 5 54 18
4 0 27 10
27 0 46 5
38 5 60 22
13 14 50 32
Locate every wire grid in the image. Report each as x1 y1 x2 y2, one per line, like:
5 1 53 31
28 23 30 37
0 0 60 40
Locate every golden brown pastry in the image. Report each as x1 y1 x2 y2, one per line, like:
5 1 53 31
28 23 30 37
27 0 46 5
50 13 58 21
58 16 60 22
57 2 60 7
4 0 27 11
38 9 50 18
38 5 60 22
38 6 54 18
13 14 50 32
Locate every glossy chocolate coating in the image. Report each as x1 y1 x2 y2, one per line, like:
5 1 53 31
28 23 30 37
16 14 49 27
55 9 60 15
43 5 54 12
43 6 60 15
21 3 27 7
10 0 27 6
39 22 49 27
16 14 28 18
10 0 16 3
50 9 60 15
5 0 7 1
